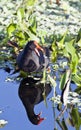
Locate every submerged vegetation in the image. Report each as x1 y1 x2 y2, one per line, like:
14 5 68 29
0 0 81 129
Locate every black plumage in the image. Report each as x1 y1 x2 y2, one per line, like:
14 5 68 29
17 41 50 73
18 77 51 125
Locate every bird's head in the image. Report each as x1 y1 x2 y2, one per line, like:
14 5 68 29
25 41 44 56
30 112 45 125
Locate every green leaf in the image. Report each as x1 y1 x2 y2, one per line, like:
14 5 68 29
14 31 28 46
70 108 81 130
75 87 81 95
66 117 74 127
20 70 28 77
62 118 68 130
41 68 48 107
17 8 25 22
70 54 78 74
29 16 37 34
59 73 67 90
16 31 25 39
59 69 71 90
65 39 79 74
58 30 68 49
41 68 46 83
48 75 56 88
51 41 57 62
42 90 48 107
26 30 39 42
76 28 81 42
7 23 16 37
65 39 75 58
56 118 68 130
77 39 81 47
72 74 81 87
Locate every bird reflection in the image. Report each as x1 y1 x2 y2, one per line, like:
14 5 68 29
18 77 51 125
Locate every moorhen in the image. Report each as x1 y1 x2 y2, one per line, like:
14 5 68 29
18 77 51 125
16 41 50 73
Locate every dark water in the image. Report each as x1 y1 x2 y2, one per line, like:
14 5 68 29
0 69 79 130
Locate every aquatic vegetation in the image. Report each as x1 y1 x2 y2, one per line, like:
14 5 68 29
0 0 81 129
